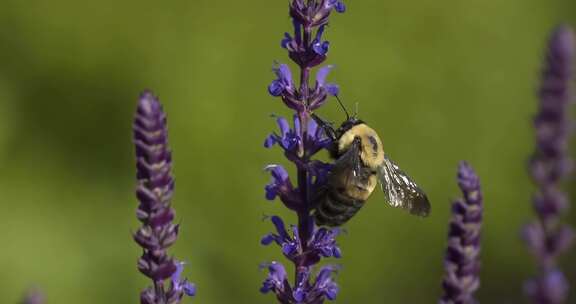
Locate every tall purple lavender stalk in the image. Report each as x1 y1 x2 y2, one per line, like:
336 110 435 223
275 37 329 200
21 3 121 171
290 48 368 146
133 91 195 304
522 25 575 304
440 162 483 304
260 1 345 303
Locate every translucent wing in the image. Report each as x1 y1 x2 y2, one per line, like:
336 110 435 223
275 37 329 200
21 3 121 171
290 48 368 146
331 138 366 188
377 156 430 217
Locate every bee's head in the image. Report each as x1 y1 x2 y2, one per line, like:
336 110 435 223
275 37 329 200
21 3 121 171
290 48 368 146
337 116 364 135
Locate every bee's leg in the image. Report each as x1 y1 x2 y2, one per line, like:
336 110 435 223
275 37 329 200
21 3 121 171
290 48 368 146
311 113 340 158
311 113 337 141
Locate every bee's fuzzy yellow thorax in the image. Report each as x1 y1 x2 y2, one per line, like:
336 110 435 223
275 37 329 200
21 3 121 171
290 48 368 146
338 124 385 169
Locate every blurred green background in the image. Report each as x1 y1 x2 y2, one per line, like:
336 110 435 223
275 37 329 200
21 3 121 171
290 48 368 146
1 0 575 303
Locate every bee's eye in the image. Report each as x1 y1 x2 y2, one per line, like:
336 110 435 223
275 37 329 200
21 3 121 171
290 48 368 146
368 136 379 153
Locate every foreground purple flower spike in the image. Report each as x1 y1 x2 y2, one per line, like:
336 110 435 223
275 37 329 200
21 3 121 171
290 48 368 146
522 25 575 304
261 1 345 303
133 91 195 304
440 162 483 304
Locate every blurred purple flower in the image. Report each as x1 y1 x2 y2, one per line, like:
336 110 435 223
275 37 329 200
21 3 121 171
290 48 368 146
522 25 575 304
440 161 483 304
133 91 194 304
171 262 196 297
21 288 44 304
525 270 569 304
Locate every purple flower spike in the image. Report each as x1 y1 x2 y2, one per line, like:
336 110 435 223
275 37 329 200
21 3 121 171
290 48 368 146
523 25 575 304
262 1 346 303
440 161 483 304
133 91 194 304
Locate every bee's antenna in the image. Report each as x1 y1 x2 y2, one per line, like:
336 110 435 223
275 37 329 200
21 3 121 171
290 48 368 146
334 95 350 120
354 102 359 118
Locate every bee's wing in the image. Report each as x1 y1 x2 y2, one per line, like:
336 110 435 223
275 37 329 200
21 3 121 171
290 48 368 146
331 138 366 187
377 156 430 217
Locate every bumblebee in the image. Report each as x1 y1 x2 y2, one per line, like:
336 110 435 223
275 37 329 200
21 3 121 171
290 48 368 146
312 101 430 226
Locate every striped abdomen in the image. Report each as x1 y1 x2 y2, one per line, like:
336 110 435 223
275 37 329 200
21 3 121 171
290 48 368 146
313 166 377 226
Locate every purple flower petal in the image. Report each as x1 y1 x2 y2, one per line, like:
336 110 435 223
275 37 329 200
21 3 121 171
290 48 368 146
277 117 290 137
325 84 340 96
183 282 196 296
316 65 334 86
268 63 294 97
292 114 301 136
264 165 291 201
281 32 293 49
307 118 319 139
170 261 195 298
269 165 289 182
292 19 302 44
282 243 297 256
324 0 338 10
312 26 330 55
271 216 290 241
264 134 277 148
268 80 284 97
312 40 330 56
264 115 302 154
335 1 346 13
261 233 276 245
293 270 309 302
313 266 339 301
260 262 288 294
277 64 293 87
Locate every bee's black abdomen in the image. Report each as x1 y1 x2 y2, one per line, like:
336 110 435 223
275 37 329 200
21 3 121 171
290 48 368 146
314 190 364 226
